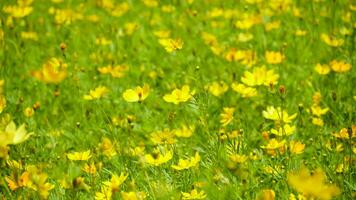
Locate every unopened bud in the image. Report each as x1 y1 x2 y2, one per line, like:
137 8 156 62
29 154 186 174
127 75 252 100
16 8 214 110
279 85 286 94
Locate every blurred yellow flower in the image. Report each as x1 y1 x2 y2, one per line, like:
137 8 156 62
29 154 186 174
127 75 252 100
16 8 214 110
332 126 355 139
159 38 183 52
237 32 253 42
231 83 257 98
98 65 129 78
0 95 6 113
229 154 248 163
289 141 305 154
270 124 296 136
312 118 324 126
143 150 173 166
5 171 31 191
32 58 67 84
123 84 150 102
163 85 193 104
67 150 92 161
20 31 38 41
320 34 344 47
0 121 34 147
287 166 340 200
173 125 194 138
82 163 97 175
257 189 275 200
315 63 330 75
23 107 35 117
261 139 286 150
220 107 235 126
154 30 171 38
121 191 147 200
3 4 33 18
262 106 297 123
104 173 128 192
329 60 351 73
172 152 200 170
265 51 284 64
181 189 206 199
241 66 279 87
150 129 176 145
205 81 228 97
83 86 109 100
311 105 329 117
99 137 117 158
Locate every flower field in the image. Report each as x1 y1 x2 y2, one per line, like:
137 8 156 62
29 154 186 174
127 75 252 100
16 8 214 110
0 0 355 199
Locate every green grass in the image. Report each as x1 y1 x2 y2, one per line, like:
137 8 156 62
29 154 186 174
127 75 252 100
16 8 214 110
0 0 355 199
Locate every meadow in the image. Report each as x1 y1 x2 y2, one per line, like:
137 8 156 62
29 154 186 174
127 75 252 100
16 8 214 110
0 0 355 199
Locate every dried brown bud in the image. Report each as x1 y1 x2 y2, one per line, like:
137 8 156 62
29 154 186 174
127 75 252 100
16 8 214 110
60 43 66 51
33 101 41 110
279 85 286 94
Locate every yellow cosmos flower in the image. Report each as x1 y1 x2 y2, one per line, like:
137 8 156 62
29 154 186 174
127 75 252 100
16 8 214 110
173 125 194 138
150 129 176 145
257 189 275 200
0 95 6 114
332 126 355 139
95 185 112 200
229 154 248 163
121 191 147 200
181 189 206 200
171 152 201 170
311 105 329 117
265 51 284 64
23 107 35 117
241 66 279 87
98 65 129 78
154 30 171 38
237 32 253 42
289 141 305 154
0 121 34 147
205 81 229 97
104 173 129 192
83 86 109 100
27 165 55 199
315 63 330 75
201 32 218 46
220 107 235 126
225 49 257 66
295 29 307 36
142 0 159 7
5 171 31 191
270 124 296 136
231 83 258 98
320 34 344 47
95 37 112 46
31 58 67 84
287 167 340 200
235 18 257 30
261 139 286 150
262 106 297 123
82 163 97 175
3 5 33 18
143 150 173 166
21 31 38 41
329 60 351 73
123 84 150 102
67 150 92 161
163 85 193 104
158 38 183 52
99 137 117 158
265 20 280 31
312 117 324 126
